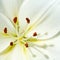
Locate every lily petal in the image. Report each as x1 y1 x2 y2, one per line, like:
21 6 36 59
25 0 60 33
18 0 49 32
47 36 60 60
2 0 24 20
18 0 57 33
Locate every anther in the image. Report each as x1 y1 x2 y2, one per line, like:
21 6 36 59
4 27 7 33
26 18 30 24
25 43 28 48
33 32 37 36
10 42 13 46
13 17 17 23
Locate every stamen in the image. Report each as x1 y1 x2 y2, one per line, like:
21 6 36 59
4 27 7 33
33 32 37 36
13 17 17 23
25 43 28 48
10 42 13 46
26 18 30 24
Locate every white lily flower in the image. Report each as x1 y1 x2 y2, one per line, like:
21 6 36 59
0 0 60 60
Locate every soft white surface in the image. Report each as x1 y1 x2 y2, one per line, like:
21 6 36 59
0 0 60 60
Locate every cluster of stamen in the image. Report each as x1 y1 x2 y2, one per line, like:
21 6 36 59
1 15 59 59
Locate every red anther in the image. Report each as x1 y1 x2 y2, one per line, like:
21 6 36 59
4 27 7 33
10 42 13 46
25 43 28 48
26 18 30 24
33 32 37 36
13 17 17 23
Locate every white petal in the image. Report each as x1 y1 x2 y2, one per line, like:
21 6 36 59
36 1 60 33
18 0 57 32
2 0 24 20
47 36 60 60
0 1 3 13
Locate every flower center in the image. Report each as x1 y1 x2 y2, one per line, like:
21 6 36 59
3 17 38 48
